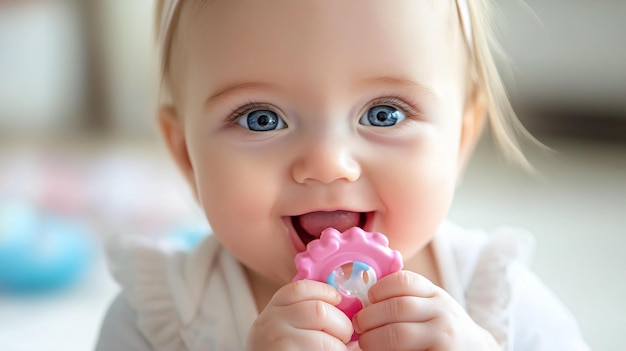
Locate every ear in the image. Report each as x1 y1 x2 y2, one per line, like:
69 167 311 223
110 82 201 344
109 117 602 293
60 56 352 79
158 105 198 196
457 88 487 172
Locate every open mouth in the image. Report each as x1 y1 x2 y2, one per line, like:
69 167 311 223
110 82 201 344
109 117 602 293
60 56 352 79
291 210 368 247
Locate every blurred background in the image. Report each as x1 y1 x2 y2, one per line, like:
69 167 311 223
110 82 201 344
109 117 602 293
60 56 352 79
0 0 624 350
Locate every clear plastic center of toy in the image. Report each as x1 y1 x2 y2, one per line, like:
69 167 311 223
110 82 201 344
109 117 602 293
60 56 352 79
328 261 377 306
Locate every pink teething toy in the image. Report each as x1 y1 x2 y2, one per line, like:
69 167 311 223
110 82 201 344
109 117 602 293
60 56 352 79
293 226 403 340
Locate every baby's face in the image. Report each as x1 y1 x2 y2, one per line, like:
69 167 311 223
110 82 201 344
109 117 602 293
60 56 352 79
167 0 476 285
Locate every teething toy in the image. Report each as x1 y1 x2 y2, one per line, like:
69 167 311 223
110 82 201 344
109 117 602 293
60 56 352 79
293 226 403 340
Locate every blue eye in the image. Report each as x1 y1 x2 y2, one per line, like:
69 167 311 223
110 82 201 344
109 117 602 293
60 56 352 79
359 105 406 127
238 110 286 132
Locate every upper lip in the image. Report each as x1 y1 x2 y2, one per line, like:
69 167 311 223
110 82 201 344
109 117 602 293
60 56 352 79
287 207 371 217
286 210 374 231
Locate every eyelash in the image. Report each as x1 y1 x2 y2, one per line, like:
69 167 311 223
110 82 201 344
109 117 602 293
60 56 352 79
225 95 421 125
226 101 278 125
365 96 422 119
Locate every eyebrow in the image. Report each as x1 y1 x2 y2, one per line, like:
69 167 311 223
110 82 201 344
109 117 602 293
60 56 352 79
204 81 277 109
204 76 440 109
359 76 441 100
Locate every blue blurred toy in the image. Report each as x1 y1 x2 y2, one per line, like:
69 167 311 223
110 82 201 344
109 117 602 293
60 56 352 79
0 202 93 293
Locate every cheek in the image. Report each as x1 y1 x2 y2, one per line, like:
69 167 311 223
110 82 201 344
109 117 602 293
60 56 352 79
193 151 280 224
374 132 460 255
190 148 295 272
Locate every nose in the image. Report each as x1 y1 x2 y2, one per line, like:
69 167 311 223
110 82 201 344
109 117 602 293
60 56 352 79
291 138 361 184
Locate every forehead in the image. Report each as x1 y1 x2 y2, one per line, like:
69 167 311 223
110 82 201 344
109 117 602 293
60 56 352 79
171 0 465 101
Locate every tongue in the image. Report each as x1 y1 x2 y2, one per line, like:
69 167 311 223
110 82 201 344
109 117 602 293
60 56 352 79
298 211 361 238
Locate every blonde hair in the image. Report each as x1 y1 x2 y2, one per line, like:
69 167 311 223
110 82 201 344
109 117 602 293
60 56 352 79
466 0 539 169
155 0 536 168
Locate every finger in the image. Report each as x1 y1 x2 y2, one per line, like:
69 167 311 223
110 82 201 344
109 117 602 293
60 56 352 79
286 299 354 344
275 330 350 351
367 271 439 304
358 321 438 351
353 296 437 335
270 280 342 307
249 326 350 351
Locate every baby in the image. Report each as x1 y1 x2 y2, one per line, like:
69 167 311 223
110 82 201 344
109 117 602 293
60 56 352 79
97 0 589 350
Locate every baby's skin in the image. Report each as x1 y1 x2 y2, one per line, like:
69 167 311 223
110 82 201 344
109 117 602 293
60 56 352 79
160 0 501 349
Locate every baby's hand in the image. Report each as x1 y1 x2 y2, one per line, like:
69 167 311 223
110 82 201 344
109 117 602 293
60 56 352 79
353 271 501 351
246 279 353 351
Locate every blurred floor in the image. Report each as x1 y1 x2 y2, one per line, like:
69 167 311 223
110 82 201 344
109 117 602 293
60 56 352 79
0 135 624 350
0 253 118 351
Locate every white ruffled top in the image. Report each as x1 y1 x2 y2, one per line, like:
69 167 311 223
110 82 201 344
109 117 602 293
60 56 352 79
96 221 590 351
